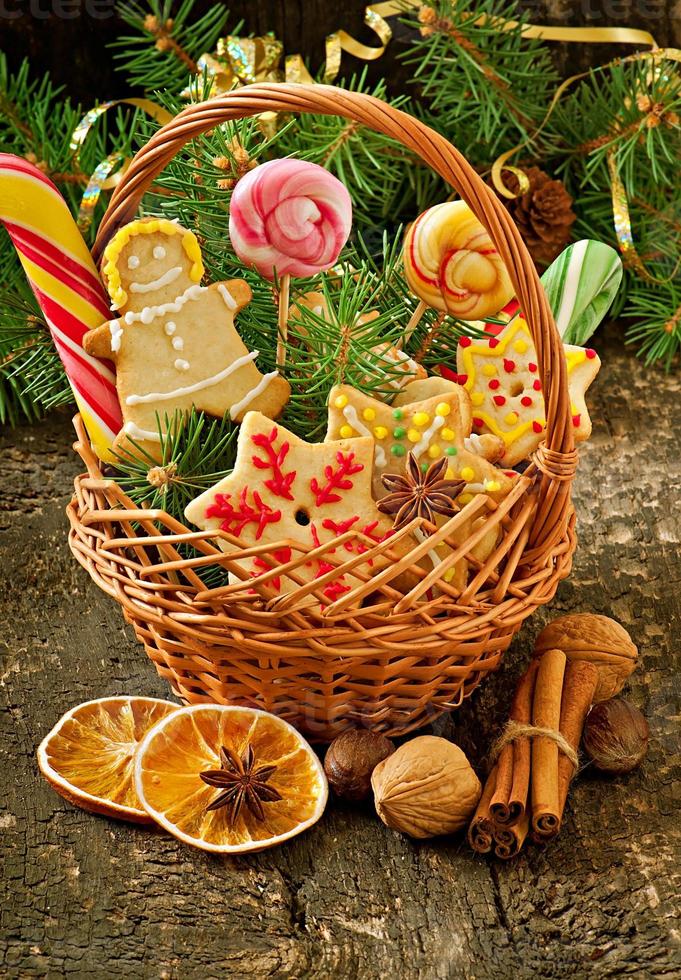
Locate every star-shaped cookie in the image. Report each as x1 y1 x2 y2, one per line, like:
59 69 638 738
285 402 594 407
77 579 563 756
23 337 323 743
184 411 414 600
453 312 601 466
325 383 516 502
393 377 508 466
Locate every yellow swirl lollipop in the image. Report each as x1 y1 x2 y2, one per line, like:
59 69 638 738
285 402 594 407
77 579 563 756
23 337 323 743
404 201 514 323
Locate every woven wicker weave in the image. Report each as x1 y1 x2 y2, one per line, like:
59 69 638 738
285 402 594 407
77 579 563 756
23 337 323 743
67 83 579 741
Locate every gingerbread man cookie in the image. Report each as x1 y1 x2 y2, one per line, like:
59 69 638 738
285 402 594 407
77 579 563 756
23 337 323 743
84 218 290 457
184 411 415 600
325 384 516 502
454 312 601 467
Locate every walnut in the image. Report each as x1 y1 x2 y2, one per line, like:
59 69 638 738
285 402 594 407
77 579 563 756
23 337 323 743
370 736 481 839
533 613 638 702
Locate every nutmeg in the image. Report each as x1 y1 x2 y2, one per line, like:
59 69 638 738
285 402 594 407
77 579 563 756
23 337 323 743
533 613 638 702
324 730 395 801
582 698 649 775
371 735 481 839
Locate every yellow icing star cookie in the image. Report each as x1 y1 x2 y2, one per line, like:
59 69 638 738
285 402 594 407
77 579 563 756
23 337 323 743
325 384 516 503
185 411 415 600
84 217 290 458
455 313 601 467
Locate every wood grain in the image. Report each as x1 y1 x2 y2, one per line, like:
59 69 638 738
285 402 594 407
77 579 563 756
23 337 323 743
1 322 680 977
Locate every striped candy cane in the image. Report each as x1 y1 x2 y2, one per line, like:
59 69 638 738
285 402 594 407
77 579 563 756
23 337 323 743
0 154 121 460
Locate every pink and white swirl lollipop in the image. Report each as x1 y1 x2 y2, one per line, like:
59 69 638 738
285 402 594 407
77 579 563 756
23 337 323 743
229 159 352 279
229 159 352 361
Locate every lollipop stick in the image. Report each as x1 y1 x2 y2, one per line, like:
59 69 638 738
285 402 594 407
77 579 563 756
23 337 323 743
413 311 445 364
402 299 428 346
276 273 291 367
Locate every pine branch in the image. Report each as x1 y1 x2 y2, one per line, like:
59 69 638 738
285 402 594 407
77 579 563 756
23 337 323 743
112 0 230 94
111 408 238 519
0 54 155 234
110 408 239 589
625 279 681 369
0 267 74 422
551 58 681 196
400 0 558 165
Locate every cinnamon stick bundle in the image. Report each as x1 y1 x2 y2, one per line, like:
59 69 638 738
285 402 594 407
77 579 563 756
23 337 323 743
468 648 599 858
492 815 529 860
467 765 530 859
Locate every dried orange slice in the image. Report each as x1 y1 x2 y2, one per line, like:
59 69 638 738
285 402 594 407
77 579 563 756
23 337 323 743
37 696 178 823
134 705 328 853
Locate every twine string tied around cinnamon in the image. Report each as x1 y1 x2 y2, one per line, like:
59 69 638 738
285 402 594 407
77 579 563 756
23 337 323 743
489 718 579 771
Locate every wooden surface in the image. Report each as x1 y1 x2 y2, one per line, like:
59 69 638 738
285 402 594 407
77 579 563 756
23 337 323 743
1 323 680 978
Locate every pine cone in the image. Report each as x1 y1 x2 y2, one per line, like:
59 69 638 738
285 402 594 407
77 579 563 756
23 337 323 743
495 166 576 269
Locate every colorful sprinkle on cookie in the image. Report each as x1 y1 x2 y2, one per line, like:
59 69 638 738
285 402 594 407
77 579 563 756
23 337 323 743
325 382 515 501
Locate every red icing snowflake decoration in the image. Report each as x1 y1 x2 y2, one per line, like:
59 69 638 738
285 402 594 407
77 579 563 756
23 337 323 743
309 451 363 506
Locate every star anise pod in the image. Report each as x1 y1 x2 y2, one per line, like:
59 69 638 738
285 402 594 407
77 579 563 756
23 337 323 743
377 452 465 530
200 744 282 824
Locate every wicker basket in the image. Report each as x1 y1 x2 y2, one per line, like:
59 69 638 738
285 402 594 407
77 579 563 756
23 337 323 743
67 83 578 741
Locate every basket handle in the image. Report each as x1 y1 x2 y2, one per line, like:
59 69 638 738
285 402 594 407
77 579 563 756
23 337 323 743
94 82 574 542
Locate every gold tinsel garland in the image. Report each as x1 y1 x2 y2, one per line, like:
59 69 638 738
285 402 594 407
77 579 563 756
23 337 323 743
70 1 680 281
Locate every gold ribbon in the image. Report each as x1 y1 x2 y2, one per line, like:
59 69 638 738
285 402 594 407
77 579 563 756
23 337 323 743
182 33 284 98
492 21 661 48
286 7 394 84
71 98 173 232
188 11 393 94
183 34 285 136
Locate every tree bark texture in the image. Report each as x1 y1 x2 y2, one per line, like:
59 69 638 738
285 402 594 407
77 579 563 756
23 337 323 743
0 0 679 103
1 322 680 977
